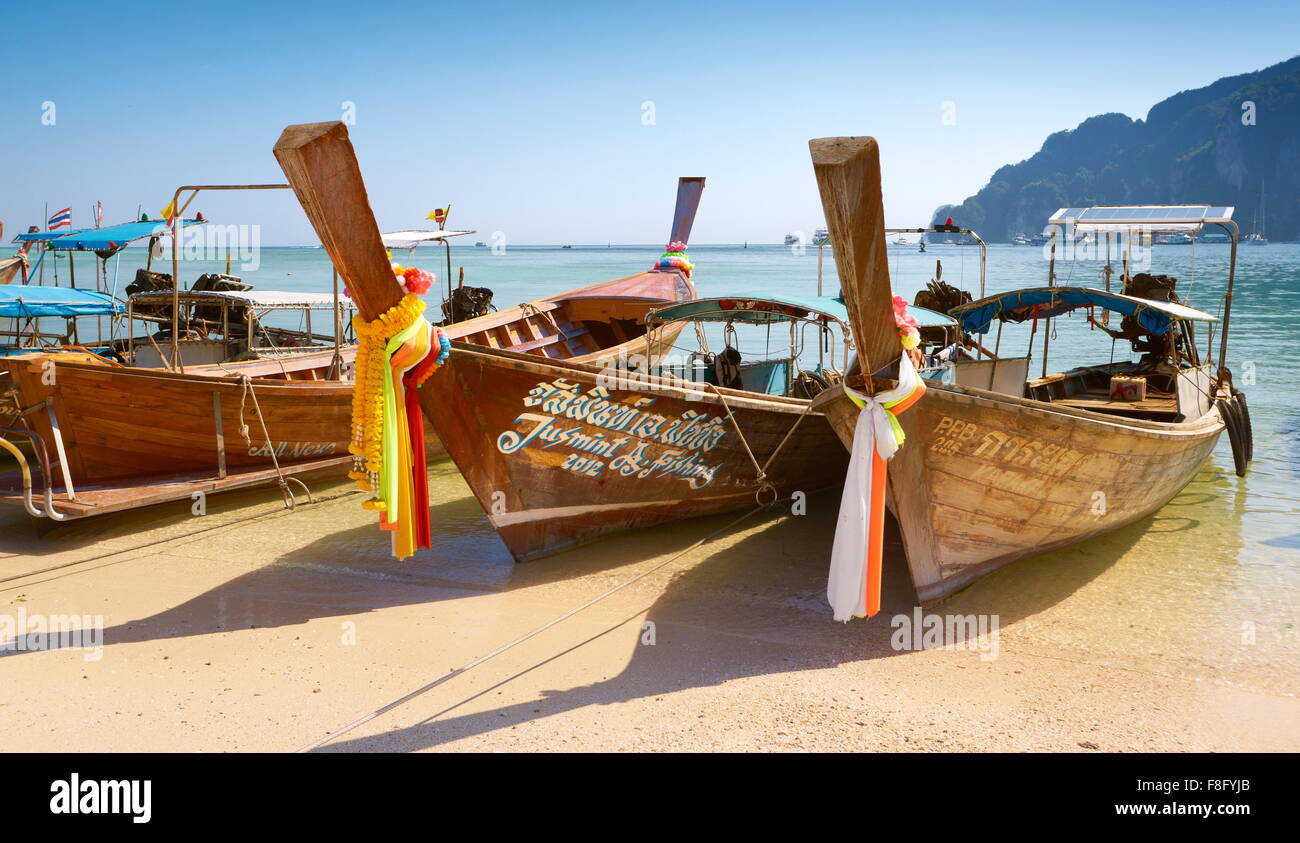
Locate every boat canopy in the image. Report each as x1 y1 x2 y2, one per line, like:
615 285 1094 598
14 229 89 243
129 289 354 310
20 219 207 253
950 286 1218 336
1047 205 1234 232
647 294 956 329
381 229 476 252
0 286 121 318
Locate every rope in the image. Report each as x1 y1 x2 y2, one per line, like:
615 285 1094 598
699 383 816 505
295 500 778 753
145 331 174 372
236 374 309 510
519 301 562 339
702 383 766 486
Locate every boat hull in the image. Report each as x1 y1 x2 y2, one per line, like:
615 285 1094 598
420 343 850 561
814 380 1223 604
7 355 354 485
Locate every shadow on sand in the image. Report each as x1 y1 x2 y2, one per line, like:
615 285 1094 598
6 476 1227 755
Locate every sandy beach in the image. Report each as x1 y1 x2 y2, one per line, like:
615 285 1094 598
1 464 1293 753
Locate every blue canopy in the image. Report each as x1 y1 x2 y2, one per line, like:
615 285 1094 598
648 294 957 329
14 229 89 243
36 219 206 252
950 286 1217 336
0 286 121 318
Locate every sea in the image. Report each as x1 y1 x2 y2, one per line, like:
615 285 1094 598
15 239 1300 695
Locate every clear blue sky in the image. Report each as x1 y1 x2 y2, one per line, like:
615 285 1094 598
2 0 1297 245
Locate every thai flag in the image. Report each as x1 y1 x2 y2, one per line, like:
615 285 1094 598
48 207 72 230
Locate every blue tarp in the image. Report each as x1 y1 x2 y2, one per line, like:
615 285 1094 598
37 219 205 252
0 286 121 318
650 294 957 329
950 286 1217 336
14 229 89 242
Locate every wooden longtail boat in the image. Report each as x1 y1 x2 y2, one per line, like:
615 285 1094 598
272 122 868 560
807 137 1248 605
0 174 697 520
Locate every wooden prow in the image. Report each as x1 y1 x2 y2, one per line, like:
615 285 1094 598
809 137 898 386
668 177 706 245
273 121 403 322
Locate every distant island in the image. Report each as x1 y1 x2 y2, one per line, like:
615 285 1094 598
933 55 1300 242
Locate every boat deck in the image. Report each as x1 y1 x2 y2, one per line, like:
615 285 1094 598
1052 389 1179 417
0 456 351 519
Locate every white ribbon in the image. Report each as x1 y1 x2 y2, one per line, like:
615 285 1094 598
827 353 921 622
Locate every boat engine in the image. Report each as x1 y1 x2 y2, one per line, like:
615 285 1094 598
125 269 175 320
442 285 494 324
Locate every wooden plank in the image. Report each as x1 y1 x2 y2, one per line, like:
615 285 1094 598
809 137 900 383
273 122 401 322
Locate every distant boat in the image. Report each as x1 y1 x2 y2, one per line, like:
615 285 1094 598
1154 232 1193 245
784 233 801 246
1029 232 1052 246
474 241 486 247
561 244 572 249
813 227 830 246
1010 232 1031 245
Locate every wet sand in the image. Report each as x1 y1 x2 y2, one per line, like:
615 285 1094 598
0 463 1295 753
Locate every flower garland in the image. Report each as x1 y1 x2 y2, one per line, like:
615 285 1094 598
893 294 929 371
346 284 454 560
652 240 694 278
348 293 426 500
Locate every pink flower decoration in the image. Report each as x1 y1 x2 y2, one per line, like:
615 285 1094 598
401 267 435 296
892 295 918 331
666 241 687 253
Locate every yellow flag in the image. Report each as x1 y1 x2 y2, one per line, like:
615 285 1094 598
159 199 176 222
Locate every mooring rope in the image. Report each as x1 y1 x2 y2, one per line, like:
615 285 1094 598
699 384 815 506
236 374 311 510
296 499 781 753
519 301 563 339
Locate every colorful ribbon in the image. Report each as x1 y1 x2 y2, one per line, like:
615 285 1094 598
653 241 694 278
348 294 450 560
827 351 926 621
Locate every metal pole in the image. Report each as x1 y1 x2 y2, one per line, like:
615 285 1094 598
332 265 343 378
817 243 824 296
969 230 987 298
39 203 46 285
1043 233 1056 378
1217 221 1239 383
171 189 181 371
444 239 453 322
